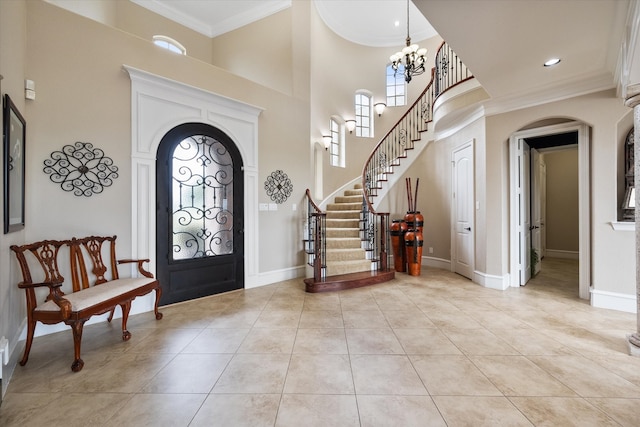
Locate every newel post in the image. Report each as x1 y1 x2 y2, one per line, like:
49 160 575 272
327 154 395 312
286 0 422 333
624 83 640 355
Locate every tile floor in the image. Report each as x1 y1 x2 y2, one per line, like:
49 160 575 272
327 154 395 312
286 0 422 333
2 258 640 426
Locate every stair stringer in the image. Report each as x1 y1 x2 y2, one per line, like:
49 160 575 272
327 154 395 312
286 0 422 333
370 127 434 212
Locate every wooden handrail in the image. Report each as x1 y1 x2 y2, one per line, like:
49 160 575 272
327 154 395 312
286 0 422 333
361 41 473 215
304 188 326 281
305 188 323 214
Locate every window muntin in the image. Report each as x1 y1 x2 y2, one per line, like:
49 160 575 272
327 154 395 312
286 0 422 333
386 64 406 107
329 118 344 167
355 92 373 138
153 35 187 55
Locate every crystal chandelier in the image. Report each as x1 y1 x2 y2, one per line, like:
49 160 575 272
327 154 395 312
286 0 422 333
389 0 427 83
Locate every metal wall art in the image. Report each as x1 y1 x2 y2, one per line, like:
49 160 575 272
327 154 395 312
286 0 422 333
264 169 293 204
43 142 119 197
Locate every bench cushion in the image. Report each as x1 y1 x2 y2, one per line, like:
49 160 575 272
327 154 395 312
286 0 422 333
35 277 156 312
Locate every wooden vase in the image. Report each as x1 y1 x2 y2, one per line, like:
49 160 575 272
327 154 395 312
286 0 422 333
404 211 424 235
404 229 424 276
390 219 407 272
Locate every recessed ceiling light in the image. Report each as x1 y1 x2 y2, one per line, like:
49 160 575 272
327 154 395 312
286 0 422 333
544 58 561 67
394 20 400 27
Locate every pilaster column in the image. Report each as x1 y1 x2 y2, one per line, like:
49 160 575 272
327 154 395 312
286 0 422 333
624 83 640 354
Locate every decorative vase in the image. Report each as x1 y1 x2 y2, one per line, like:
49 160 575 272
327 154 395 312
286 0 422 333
404 211 424 235
390 219 408 272
404 229 424 276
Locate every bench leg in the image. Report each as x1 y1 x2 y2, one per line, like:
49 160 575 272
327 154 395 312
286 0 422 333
120 301 132 341
70 320 86 372
107 307 116 323
20 317 37 366
154 286 163 320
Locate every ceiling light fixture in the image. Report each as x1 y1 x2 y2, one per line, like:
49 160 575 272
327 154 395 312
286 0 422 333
389 0 427 83
544 58 561 67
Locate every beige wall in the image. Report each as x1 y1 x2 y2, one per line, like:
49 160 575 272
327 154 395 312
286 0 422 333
309 2 443 200
0 0 28 395
24 1 312 276
544 148 579 253
209 6 294 96
484 90 633 293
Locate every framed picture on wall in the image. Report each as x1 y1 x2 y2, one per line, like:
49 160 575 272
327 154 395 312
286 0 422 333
3 94 26 233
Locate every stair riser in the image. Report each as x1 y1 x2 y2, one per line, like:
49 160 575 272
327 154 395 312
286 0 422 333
326 249 366 261
326 220 359 228
327 203 362 211
335 196 362 204
326 238 362 249
326 229 359 238
327 211 360 219
326 260 372 276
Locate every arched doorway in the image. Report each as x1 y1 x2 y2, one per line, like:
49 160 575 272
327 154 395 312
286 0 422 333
509 120 590 300
156 123 244 305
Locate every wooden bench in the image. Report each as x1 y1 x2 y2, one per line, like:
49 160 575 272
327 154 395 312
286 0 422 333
11 235 162 372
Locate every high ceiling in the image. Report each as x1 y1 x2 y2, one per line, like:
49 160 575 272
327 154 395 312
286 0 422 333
129 0 631 108
130 0 437 45
415 0 630 108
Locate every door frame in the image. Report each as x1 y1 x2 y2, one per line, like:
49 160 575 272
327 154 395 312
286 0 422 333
451 140 475 279
508 121 590 299
125 66 263 309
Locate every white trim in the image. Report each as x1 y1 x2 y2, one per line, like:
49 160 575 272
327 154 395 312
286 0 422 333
130 0 291 38
611 221 635 231
254 265 306 288
123 65 264 308
423 256 451 271
545 249 579 260
591 288 637 313
474 271 510 290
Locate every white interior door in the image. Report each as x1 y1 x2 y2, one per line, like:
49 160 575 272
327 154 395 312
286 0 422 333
452 143 474 279
531 148 542 275
540 159 547 259
510 137 531 285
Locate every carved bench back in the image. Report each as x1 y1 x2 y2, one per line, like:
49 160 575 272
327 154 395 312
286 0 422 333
69 236 119 291
11 240 69 309
11 236 121 307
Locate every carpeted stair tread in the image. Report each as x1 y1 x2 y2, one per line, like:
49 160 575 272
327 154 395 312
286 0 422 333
327 202 362 211
326 248 367 261
326 219 360 228
326 237 362 249
326 259 372 276
326 228 359 238
327 210 361 219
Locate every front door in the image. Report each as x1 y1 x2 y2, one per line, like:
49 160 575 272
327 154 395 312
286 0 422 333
156 123 244 306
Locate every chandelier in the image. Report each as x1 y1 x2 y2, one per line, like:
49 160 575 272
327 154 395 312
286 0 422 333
389 0 427 83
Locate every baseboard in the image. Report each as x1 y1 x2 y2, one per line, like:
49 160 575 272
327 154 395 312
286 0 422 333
251 265 306 289
590 288 637 313
474 271 510 290
545 249 579 260
423 256 451 270
2 318 27 401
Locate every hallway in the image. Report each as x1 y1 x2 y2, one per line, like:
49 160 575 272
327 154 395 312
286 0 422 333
1 261 639 426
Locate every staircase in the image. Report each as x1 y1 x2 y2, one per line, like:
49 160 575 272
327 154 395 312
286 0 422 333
304 41 473 292
325 184 371 276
